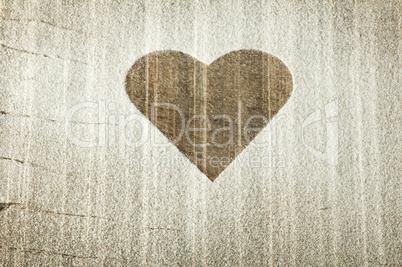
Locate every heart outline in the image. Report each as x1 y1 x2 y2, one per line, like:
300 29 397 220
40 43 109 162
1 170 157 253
126 49 293 181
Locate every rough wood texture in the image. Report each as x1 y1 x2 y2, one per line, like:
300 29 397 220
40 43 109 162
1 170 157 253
126 50 292 180
0 0 400 266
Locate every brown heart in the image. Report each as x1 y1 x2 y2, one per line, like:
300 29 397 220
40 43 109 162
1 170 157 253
126 50 292 181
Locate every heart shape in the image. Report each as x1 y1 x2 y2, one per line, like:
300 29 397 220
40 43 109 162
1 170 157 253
126 50 292 181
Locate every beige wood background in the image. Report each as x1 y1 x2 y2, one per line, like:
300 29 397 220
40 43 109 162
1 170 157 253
0 0 401 266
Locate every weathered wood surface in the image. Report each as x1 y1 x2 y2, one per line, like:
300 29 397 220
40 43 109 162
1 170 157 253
0 0 400 266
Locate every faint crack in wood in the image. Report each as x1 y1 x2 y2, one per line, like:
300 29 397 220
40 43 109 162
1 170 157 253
0 155 115 180
0 15 86 34
1 246 98 260
0 246 127 263
0 202 111 220
0 156 39 167
0 43 87 65
0 155 67 176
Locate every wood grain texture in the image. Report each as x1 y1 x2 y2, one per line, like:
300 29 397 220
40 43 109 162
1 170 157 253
1 1 400 265
126 50 293 180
